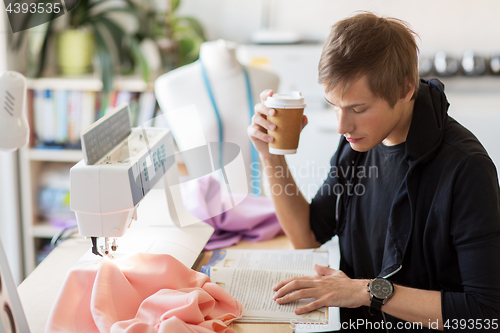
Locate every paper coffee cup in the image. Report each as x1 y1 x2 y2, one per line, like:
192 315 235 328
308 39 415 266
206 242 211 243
264 92 306 155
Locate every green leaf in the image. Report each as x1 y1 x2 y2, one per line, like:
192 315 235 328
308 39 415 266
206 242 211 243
90 16 126 64
169 16 179 30
12 30 27 51
10 0 64 50
87 0 132 12
152 20 164 37
89 21 115 93
87 0 108 9
170 0 180 12
34 19 55 77
171 24 191 35
177 37 195 66
188 36 204 58
178 16 206 41
90 7 139 21
91 16 150 83
12 9 54 50
127 35 150 83
99 93 109 118
121 0 151 39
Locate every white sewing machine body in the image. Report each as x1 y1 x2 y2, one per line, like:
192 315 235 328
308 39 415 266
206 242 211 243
71 128 175 238
70 103 192 246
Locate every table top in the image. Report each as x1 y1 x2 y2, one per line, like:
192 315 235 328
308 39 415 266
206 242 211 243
18 234 296 333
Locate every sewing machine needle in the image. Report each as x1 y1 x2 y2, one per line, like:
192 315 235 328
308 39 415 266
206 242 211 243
91 237 103 257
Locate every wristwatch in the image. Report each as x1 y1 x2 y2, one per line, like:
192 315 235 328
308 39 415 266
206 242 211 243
367 277 394 315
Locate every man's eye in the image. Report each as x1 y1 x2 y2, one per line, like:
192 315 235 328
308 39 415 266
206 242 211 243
352 108 365 113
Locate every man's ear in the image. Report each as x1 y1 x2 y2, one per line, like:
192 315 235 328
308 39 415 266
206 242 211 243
400 79 415 103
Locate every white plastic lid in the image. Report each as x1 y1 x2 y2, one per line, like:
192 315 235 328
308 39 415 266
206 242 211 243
269 147 297 155
264 92 306 109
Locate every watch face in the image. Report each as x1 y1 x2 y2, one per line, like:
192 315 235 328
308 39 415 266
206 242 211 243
370 278 394 299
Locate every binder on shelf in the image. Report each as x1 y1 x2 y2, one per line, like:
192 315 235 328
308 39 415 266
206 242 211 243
54 90 68 144
27 90 36 146
81 91 97 135
95 92 103 121
33 90 46 144
137 91 157 127
67 91 82 146
43 90 55 143
128 92 141 126
115 91 132 107
104 91 119 115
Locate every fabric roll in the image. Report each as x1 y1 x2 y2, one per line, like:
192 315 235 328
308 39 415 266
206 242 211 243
179 175 282 250
46 253 242 333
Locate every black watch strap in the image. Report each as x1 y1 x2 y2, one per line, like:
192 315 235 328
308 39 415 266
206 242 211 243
369 296 384 316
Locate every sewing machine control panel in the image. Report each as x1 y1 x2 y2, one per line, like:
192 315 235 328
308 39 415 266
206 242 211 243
135 134 175 203
81 103 132 166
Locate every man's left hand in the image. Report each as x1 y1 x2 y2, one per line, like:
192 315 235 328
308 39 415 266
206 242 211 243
272 264 370 315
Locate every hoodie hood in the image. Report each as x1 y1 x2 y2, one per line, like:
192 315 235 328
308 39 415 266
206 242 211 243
378 78 450 277
405 79 450 165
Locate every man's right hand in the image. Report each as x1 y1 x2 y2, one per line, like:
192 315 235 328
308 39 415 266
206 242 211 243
247 89 308 160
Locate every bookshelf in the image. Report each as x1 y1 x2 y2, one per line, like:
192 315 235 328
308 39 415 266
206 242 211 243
20 76 156 275
27 74 153 92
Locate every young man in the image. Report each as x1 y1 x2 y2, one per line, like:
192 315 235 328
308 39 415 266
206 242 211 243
248 12 500 331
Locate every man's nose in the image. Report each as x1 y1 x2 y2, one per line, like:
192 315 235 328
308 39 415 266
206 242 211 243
336 109 355 136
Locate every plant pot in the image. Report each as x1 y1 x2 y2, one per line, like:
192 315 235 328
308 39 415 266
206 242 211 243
57 29 94 75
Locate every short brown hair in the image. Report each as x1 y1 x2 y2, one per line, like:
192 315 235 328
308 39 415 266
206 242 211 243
318 12 419 108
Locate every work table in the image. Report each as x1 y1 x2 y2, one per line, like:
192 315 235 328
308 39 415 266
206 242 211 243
18 234 296 333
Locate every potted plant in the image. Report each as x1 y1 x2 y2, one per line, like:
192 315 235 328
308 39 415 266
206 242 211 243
12 0 149 93
126 0 206 71
160 0 206 70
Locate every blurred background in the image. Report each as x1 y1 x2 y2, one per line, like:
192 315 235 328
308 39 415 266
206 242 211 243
1 0 499 284
180 0 500 53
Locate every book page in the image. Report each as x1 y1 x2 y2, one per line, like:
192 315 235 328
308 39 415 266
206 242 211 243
205 249 328 272
205 267 327 323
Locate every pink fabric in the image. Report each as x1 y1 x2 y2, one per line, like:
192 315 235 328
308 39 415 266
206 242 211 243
46 253 242 333
180 176 283 250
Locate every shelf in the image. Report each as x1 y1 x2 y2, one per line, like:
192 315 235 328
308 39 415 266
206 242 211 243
422 76 500 94
27 75 153 92
32 221 68 238
27 149 83 163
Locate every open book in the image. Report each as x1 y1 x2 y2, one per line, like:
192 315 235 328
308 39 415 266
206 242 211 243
201 248 329 323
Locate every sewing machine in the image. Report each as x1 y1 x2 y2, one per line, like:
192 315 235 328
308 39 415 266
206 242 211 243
70 103 201 257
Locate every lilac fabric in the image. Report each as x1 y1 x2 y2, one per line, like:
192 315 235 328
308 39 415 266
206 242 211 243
179 176 283 250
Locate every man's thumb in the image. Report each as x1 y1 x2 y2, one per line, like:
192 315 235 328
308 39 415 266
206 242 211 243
314 264 336 276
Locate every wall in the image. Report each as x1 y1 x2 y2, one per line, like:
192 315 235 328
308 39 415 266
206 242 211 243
178 0 500 196
179 0 500 55
0 2 24 285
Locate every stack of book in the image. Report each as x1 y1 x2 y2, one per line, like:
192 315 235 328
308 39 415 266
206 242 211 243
27 89 159 149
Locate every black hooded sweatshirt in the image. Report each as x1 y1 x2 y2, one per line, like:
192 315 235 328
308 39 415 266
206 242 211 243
309 79 500 332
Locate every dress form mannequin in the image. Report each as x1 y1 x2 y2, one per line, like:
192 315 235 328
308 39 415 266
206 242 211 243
155 39 279 190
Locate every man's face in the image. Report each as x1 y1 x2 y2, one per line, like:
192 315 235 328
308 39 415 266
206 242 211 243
324 76 410 152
